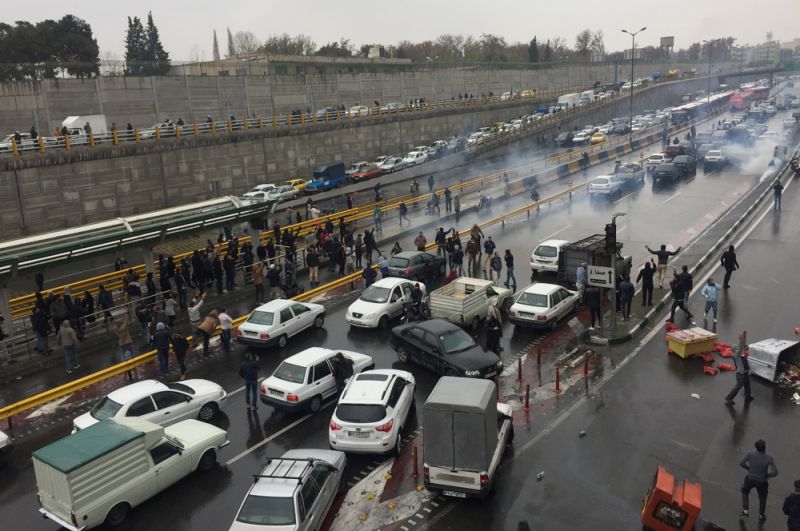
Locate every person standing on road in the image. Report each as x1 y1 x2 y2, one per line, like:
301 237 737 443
677 265 694 314
252 261 265 301
195 309 219 356
31 307 51 355
451 245 464 276
35 271 44 292
114 314 135 380
398 201 410 226
667 274 694 324
332 352 354 395
163 293 177 327
153 322 171 374
170 331 189 380
636 262 655 306
489 252 502 284
266 265 282 300
428 174 434 194
306 248 320 287
435 228 447 257
738 439 778 522
414 231 427 252
576 262 587 303
187 294 205 340
701 278 721 323
354 235 364 268
773 179 784 210
135 302 152 347
725 331 754 405
485 312 503 354
586 286 601 329
239 353 261 411
783 480 800 531
373 205 383 233
98 284 113 325
444 187 452 212
483 236 496 276
619 276 634 321
721 245 740 289
454 194 461 222
57 320 79 374
364 229 379 263
504 250 516 290
218 308 233 353
362 262 377 288
646 244 682 288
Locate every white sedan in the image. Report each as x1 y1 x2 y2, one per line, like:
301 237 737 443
508 283 579 330
346 278 426 328
646 153 668 169
402 151 428 166
72 379 227 432
236 299 325 349
267 185 299 202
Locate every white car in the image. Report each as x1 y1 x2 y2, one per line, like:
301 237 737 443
245 184 277 195
329 369 416 455
703 150 727 168
530 239 570 274
267 185 299 202
72 379 227 432
758 131 778 140
259 347 374 412
403 151 428 166
229 449 345 531
587 175 624 199
345 161 369 177
0 429 11 455
508 283 580 330
646 153 668 169
236 299 325 349
571 132 591 145
346 278 427 329
467 132 485 146
349 105 369 116
378 156 407 173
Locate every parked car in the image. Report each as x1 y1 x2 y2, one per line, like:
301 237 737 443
386 251 446 280
329 369 416 455
346 277 426 329
349 105 369 116
345 161 370 178
245 184 277 195
530 239 570 274
587 175 624 200
554 132 575 147
590 132 608 144
267 185 299 202
614 161 646 186
571 132 591 145
229 449 345 531
652 162 680 184
390 319 503 378
646 153 668 170
259 347 373 412
672 155 697 177
703 150 727 171
508 283 580 330
351 163 383 182
72 379 227 432
315 107 338 119
426 140 449 158
402 151 428 166
378 156 408 173
285 178 309 191
236 299 325 349
380 102 405 113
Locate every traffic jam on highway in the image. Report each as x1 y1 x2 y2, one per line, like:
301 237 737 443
1 67 800 531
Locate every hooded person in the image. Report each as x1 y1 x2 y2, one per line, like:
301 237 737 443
153 322 171 374
57 319 79 373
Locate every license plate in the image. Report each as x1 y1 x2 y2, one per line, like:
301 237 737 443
442 490 467 498
269 389 283 397
348 431 370 439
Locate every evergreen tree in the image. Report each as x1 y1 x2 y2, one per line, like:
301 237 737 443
543 39 553 62
145 11 170 75
528 37 539 63
227 27 236 57
212 29 220 61
124 16 147 75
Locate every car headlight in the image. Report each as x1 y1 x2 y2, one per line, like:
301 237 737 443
496 360 503 368
464 369 480 376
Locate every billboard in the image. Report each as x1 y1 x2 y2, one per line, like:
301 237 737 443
660 36 675 48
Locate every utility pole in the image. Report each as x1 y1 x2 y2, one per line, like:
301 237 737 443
622 27 647 143
608 213 626 331
703 38 719 104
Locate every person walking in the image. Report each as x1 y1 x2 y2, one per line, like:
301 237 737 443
364 229 379 263
576 262 587 303
667 275 694 324
773 179 784 210
504 250 516 290
163 293 177 327
489 252 502 284
466 239 480 278
435 228 447 257
332 352 354 395
619 276 634 320
219 308 233 353
354 235 364 268
373 205 383 233
31 307 52 355
725 331 754 405
57 320 79 374
483 236 496 276
720 245 739 289
306 248 320 287
646 244 682 288
586 285 601 329
444 187 452 212
171 331 190 380
97 284 114 325
783 480 800 531
451 245 464 276
187 294 205 340
677 265 694 314
636 262 655 306
153 322 171 375
701 278 721 323
454 194 461 222
398 201 409 226
362 262 377 288
738 439 778 522
135 302 152 346
114 314 135 380
195 309 220 356
35 271 45 292
427 174 434 194
239 353 261 411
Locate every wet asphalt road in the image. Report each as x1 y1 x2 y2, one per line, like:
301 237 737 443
0 105 796 530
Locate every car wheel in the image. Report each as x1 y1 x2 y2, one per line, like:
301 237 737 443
197 449 217 472
105 503 130 527
198 402 218 422
396 346 409 363
309 395 322 413
314 314 325 328
378 315 390 329
393 429 404 456
444 366 458 377
277 335 288 348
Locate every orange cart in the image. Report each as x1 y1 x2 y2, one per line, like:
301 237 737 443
641 466 702 531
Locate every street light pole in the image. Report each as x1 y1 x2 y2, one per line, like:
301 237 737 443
608 212 626 331
622 27 647 144
703 39 718 104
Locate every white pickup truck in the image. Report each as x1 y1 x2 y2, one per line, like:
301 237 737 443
33 417 229 530
429 277 512 331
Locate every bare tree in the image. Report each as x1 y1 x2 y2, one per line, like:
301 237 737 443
188 44 206 63
590 30 605 57
575 29 592 59
261 33 317 55
233 31 260 55
549 37 569 56
434 34 465 61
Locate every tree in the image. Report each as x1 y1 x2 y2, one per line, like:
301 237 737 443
575 29 592 60
528 37 539 63
227 27 236 57
233 31 260 55
212 30 220 61
434 34 466 61
542 39 553 62
590 30 605 59
316 38 354 57
145 12 170 75
124 16 147 75
260 33 316 55
53 15 100 78
478 33 508 62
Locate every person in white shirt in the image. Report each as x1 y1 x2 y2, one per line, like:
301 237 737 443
187 294 205 341
218 307 233 352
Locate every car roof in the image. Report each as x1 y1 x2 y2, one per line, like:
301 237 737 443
252 299 296 313
392 251 430 259
521 282 564 295
406 318 461 334
371 277 413 289
248 449 344 497
107 380 168 404
536 239 570 248
281 347 335 368
340 369 413 405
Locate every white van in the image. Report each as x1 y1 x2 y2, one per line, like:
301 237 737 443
530 239 570 274
579 90 596 104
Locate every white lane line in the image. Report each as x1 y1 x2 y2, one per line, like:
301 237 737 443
541 224 573 241
226 413 313 466
613 192 634 204
662 191 682 204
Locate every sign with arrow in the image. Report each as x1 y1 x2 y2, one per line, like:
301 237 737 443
587 265 615 288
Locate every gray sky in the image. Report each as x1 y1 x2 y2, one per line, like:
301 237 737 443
7 0 799 60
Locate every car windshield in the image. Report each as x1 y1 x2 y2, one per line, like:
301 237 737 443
167 382 195 395
517 292 548 308
248 311 274 326
389 257 410 267
439 329 476 354
592 178 610 185
273 362 307 384
90 396 123 420
707 151 722 157
360 285 390 304
235 495 296 526
335 404 387 423
534 245 557 258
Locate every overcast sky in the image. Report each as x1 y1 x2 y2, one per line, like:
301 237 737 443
7 0 799 60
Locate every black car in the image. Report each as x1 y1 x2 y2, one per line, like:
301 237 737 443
386 251 446 280
554 132 574 147
652 163 680 184
672 155 697 177
390 319 503 378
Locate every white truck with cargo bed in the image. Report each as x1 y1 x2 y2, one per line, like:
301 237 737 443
33 417 229 530
428 277 512 331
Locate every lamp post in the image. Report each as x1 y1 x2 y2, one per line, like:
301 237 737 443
703 39 719 103
608 212 626 331
622 27 646 143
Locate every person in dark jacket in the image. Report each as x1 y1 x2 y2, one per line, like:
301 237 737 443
485 314 503 353
720 245 740 289
636 262 655 306
619 276 634 320
49 294 69 334
239 353 261 411
145 272 157 303
266 265 282 300
504 250 516 290
35 271 45 291
451 245 464 276
332 352 354 394
739 439 778 522
668 275 694 323
362 262 377 288
31 307 52 354
213 256 224 294
784 480 800 531
364 229 379 263
585 285 601 329
97 284 114 325
153 322 171 374
171 332 190 380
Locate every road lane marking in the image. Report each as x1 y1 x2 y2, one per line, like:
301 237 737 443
613 192 634 204
541 224 573 241
662 191 681 204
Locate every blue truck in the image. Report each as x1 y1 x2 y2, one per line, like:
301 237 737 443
304 162 347 193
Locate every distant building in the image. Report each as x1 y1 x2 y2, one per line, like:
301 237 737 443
781 37 800 58
730 40 782 66
170 53 412 77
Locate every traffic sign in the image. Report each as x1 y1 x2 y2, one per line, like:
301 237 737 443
587 265 615 288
